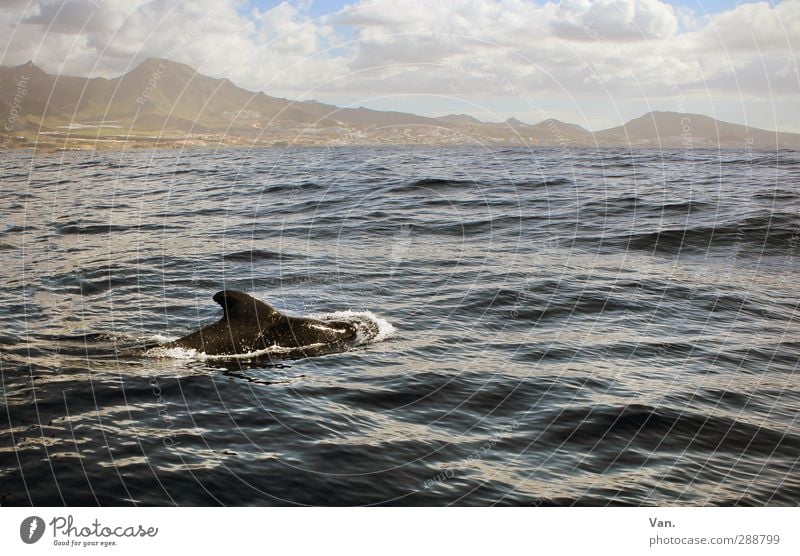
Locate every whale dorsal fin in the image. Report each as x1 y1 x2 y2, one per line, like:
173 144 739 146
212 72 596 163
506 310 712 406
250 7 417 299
212 290 278 323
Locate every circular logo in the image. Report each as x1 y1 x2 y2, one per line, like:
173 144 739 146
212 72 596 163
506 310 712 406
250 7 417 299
20 516 45 544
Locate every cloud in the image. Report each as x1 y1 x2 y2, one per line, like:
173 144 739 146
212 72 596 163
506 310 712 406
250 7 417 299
554 0 679 41
0 0 797 129
698 0 800 52
0 0 347 96
318 0 798 102
23 0 109 33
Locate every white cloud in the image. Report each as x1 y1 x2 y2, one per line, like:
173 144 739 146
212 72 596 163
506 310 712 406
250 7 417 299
554 0 679 40
22 0 122 33
0 0 797 130
316 0 798 122
699 0 800 52
0 0 349 97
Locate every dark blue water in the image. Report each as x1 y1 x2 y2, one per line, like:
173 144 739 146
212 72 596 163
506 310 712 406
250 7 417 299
1 146 799 506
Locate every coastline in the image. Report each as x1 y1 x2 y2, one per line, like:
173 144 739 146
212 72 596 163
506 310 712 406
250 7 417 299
1 131 793 154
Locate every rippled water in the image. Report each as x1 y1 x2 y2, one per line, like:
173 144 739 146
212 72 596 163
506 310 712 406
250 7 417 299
1 146 799 506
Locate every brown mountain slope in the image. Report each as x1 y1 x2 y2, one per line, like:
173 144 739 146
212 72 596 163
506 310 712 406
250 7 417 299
596 111 795 148
0 58 445 135
1 59 798 148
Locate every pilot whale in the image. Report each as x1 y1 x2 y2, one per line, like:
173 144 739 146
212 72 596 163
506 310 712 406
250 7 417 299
168 290 358 357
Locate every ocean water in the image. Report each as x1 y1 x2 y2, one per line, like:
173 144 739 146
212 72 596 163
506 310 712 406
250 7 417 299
1 145 799 506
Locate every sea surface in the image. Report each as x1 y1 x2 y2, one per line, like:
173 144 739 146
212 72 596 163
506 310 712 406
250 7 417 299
1 145 799 506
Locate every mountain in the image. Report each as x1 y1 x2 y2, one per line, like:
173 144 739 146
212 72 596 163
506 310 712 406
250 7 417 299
0 59 410 129
437 114 482 126
2 58 798 149
523 118 592 143
504 117 528 127
1 58 330 133
595 111 797 148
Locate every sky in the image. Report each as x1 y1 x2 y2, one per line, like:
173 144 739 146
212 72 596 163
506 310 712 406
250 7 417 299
1 0 797 132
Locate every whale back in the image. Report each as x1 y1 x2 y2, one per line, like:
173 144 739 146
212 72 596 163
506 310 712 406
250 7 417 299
169 289 358 356
213 290 278 326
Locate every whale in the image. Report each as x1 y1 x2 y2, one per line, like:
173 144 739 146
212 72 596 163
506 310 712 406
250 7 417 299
167 290 358 357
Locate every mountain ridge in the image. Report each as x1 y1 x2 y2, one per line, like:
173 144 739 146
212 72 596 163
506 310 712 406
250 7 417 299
2 58 798 149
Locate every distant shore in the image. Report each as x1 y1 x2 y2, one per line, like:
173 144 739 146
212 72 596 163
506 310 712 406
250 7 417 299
4 59 799 153
1 132 792 155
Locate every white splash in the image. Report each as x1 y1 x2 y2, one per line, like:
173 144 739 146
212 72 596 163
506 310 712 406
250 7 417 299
313 309 396 344
147 334 178 344
197 343 327 361
145 346 198 359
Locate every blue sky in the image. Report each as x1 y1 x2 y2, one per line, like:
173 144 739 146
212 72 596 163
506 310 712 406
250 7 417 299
245 0 344 19
666 0 776 11
243 1 773 17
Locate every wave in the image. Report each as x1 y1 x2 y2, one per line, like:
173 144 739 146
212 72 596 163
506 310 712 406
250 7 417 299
3 332 155 360
393 176 572 194
580 194 641 216
607 212 800 253
519 177 573 188
751 191 800 203
658 200 710 212
44 264 146 296
261 180 327 194
542 403 800 456
222 249 300 262
719 155 787 167
390 178 475 193
53 221 172 235
458 284 639 322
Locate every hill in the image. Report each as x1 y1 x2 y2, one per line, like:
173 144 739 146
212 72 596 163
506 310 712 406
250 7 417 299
1 59 798 149
596 111 796 149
